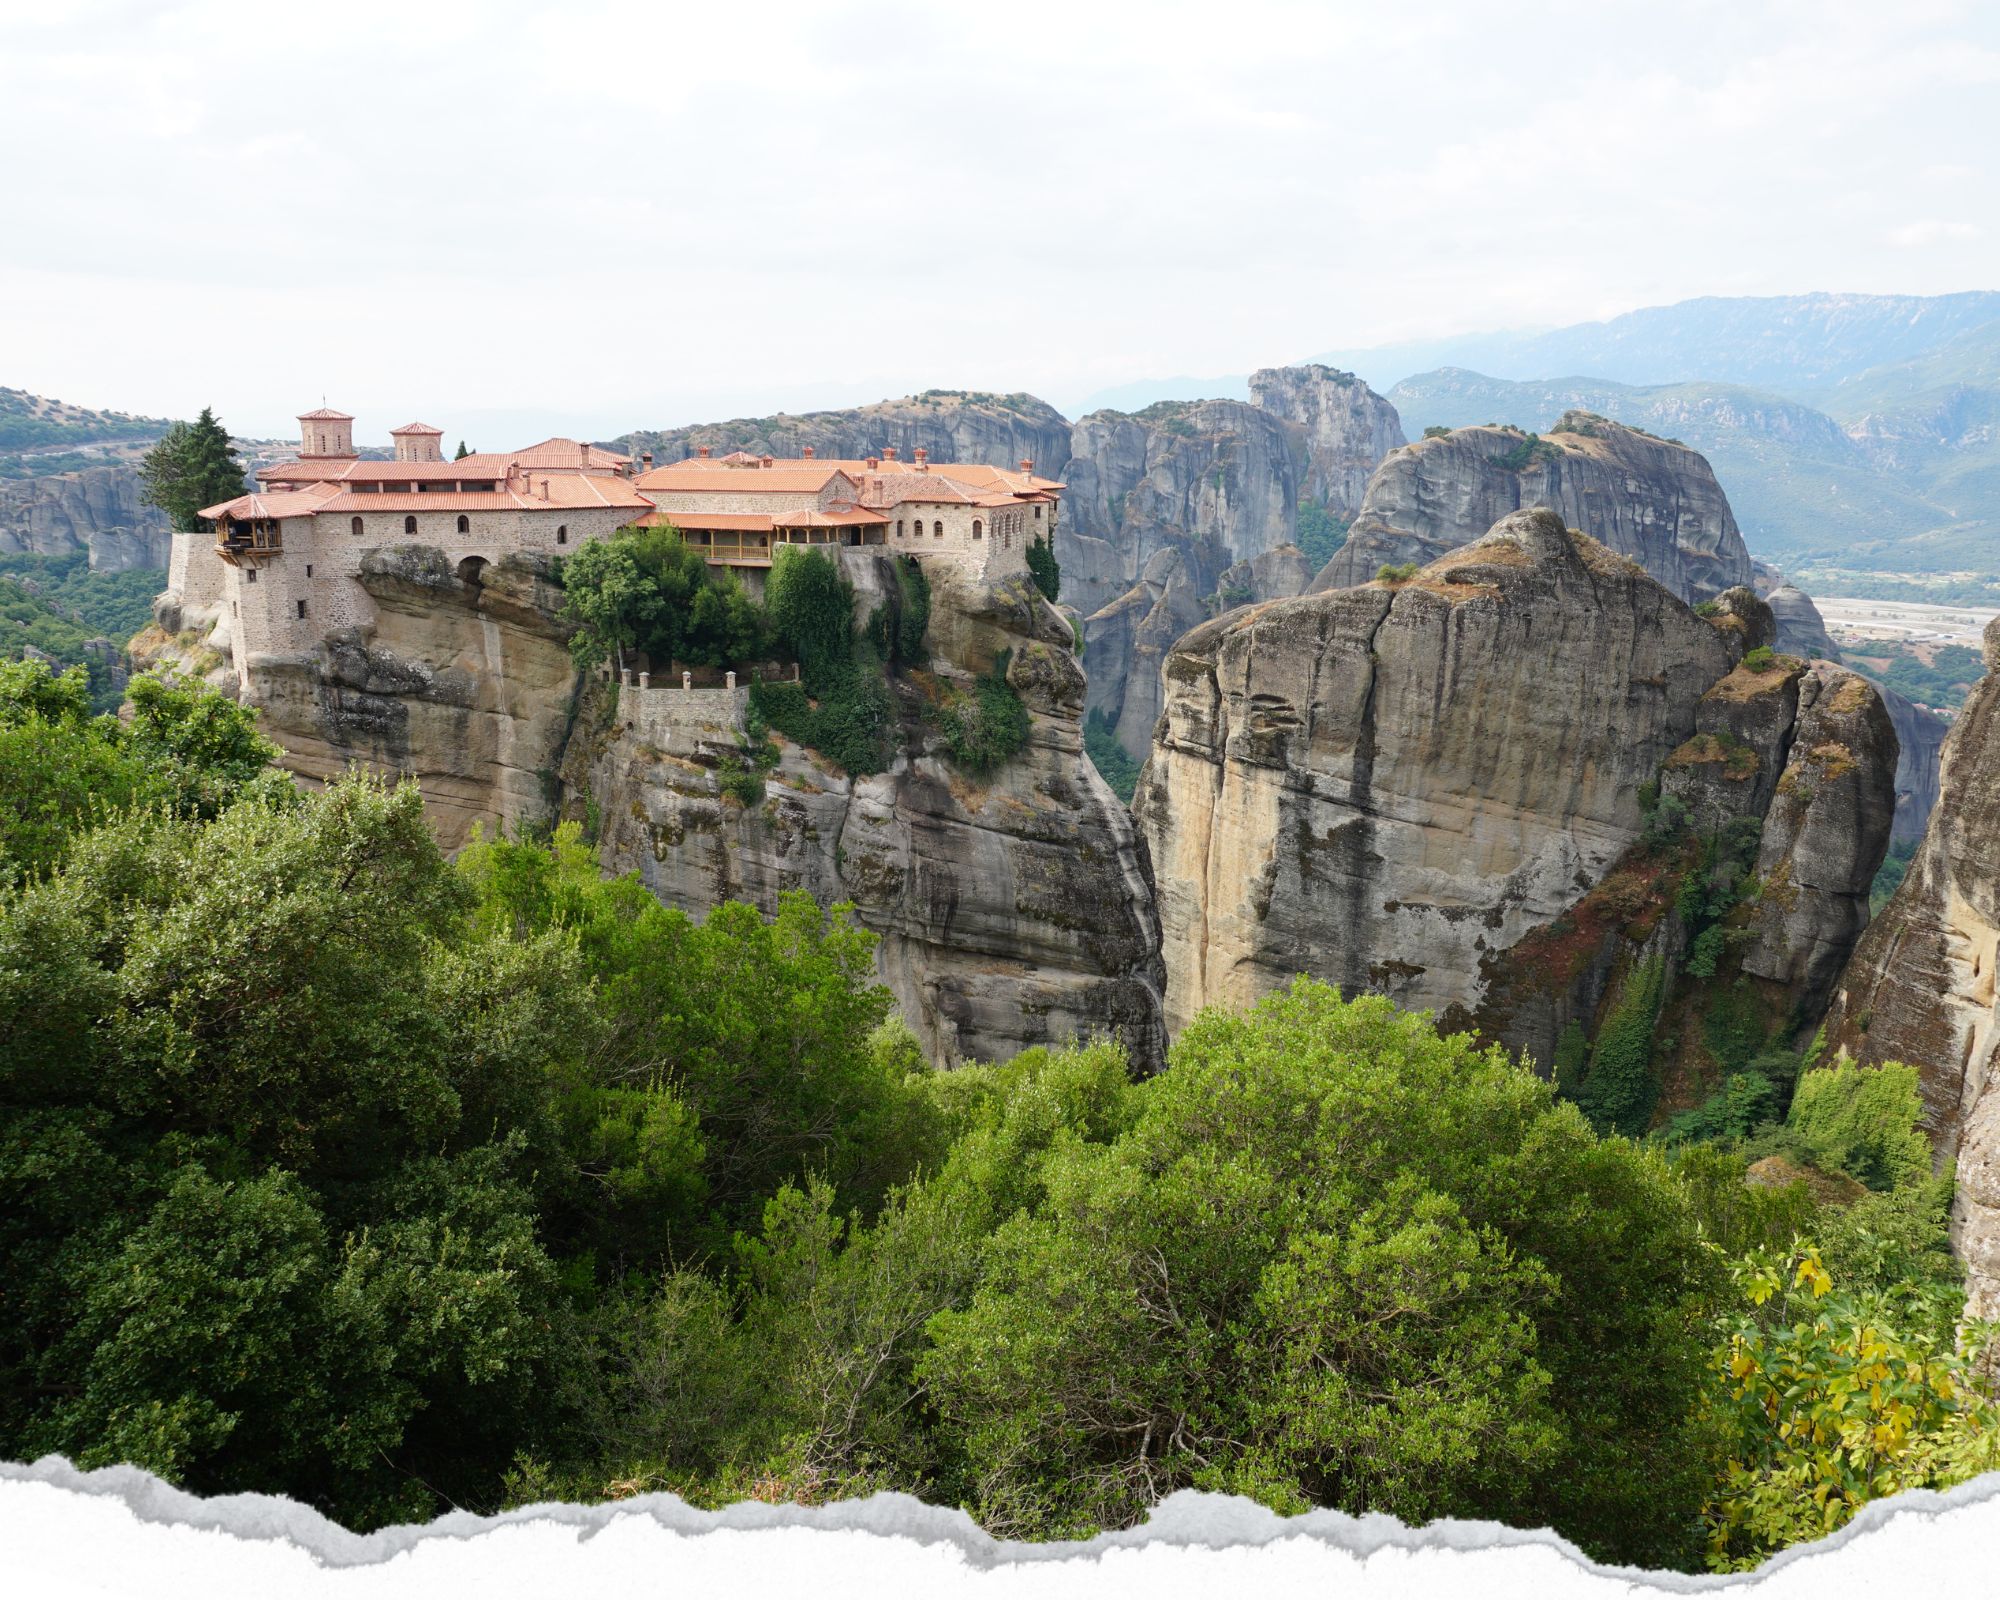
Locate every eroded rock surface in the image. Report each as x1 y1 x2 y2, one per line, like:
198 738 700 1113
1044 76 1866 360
1822 619 2000 1315
1318 412 1757 605
1137 509 1893 1058
0 464 171 570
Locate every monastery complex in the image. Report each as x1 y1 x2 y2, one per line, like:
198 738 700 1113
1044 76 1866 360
185 405 1064 693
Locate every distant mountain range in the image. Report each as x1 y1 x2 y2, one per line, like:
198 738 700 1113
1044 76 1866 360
1078 293 2000 575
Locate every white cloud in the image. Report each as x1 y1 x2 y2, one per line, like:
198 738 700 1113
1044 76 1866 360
1 0 1996 436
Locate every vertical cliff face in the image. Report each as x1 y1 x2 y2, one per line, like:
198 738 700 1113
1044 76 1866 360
1822 620 2000 1315
1320 413 1757 605
188 541 1166 1070
0 463 171 571
1136 509 1894 1061
1135 511 1734 1033
1247 364 1407 516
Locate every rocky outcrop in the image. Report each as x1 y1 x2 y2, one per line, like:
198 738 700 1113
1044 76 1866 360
0 464 171 570
1765 583 1840 660
212 542 1166 1070
1318 413 1757 605
1822 620 2000 1315
1248 364 1406 516
1062 400 1304 618
242 547 582 850
586 562 1165 1069
1136 509 1894 1064
614 392 1075 490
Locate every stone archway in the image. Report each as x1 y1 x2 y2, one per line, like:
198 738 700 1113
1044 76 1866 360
456 554 490 586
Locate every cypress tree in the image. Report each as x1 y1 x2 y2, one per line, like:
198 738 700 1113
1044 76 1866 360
139 407 245 532
455 440 470 459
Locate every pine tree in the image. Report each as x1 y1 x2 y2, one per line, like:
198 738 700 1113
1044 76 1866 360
139 407 245 532
455 440 469 460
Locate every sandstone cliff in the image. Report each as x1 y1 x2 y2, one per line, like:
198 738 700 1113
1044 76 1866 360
1821 618 2000 1315
1248 364 1406 516
1318 412 1757 605
175 541 1166 1070
1136 509 1894 1076
0 463 171 570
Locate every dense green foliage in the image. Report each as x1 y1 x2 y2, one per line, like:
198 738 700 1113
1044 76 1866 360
557 525 766 673
1293 497 1350 569
1571 954 1668 1136
934 653 1029 775
138 408 243 533
1487 431 1563 472
5 661 1990 1571
0 553 168 712
1084 707 1141 802
1025 535 1060 603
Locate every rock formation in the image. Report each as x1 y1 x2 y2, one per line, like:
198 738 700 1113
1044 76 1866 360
1135 509 1894 1068
169 539 1166 1070
1318 412 1757 605
0 464 171 570
614 392 1075 502
1821 619 2000 1315
1247 364 1407 516
1765 582 1841 661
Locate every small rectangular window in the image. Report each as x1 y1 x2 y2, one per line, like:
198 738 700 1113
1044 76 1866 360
296 600 307 619
245 568 257 583
305 564 313 577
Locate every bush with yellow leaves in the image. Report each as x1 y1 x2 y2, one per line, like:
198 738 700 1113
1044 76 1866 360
1701 1244 2000 1571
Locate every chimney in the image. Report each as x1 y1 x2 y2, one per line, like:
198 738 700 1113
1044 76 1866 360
579 441 591 468
539 477 550 501
698 444 711 459
761 454 774 469
802 445 814 459
913 447 928 471
867 456 880 470
1020 458 1034 474
882 445 898 462
642 451 654 469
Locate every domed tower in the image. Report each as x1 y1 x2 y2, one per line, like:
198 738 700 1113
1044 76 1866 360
391 421 445 463
298 406 356 459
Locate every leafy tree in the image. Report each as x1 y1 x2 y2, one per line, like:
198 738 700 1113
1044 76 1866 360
558 526 765 674
1025 535 1060 603
1084 707 1140 802
0 658 279 886
764 547 854 692
935 654 1029 774
1786 1061 1934 1192
1701 1244 2000 1571
1572 954 1667 1136
911 981 1723 1567
139 407 244 532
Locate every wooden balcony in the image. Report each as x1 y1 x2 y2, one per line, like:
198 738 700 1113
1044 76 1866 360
214 518 283 567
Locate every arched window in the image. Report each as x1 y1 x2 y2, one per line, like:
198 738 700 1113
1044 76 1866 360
933 520 943 538
456 513 469 534
556 524 568 545
972 520 983 540
897 520 905 537
403 515 417 535
350 516 363 536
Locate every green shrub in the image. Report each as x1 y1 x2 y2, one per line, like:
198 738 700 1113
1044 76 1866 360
1786 1061 1933 1191
1551 1019 1588 1095
1084 707 1140 802
1487 432 1563 472
766 547 853 692
1294 497 1350 568
1375 561 1419 583
893 555 930 665
1694 599 1721 618
935 653 1029 774
1742 645 1776 673
1422 424 1453 439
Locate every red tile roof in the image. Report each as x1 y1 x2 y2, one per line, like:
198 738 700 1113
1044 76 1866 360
200 484 342 520
390 421 444 435
297 407 353 421
634 510 778 532
637 463 860 495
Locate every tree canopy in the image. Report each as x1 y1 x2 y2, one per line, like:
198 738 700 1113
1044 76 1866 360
558 525 766 673
138 407 244 532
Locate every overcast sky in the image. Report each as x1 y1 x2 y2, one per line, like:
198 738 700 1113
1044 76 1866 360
3 0 1995 442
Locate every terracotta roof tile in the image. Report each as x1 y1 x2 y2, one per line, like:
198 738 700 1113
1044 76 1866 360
390 421 444 435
